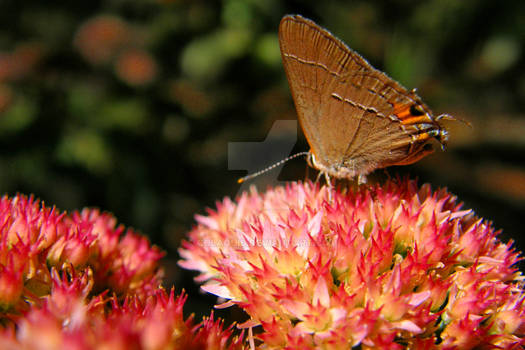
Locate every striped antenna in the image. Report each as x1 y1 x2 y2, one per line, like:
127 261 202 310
237 152 310 183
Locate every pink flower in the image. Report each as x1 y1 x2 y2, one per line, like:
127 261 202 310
179 179 525 349
0 194 165 310
64 208 165 296
0 277 244 350
0 194 245 350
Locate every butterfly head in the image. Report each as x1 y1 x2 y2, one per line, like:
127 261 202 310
434 113 460 150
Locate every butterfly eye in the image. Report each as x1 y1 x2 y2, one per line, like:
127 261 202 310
409 104 425 116
439 129 449 144
428 129 448 149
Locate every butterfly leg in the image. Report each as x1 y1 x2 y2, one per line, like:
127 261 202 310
357 174 367 185
323 172 334 201
314 170 323 184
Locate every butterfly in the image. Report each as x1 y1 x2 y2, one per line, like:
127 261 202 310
278 15 454 184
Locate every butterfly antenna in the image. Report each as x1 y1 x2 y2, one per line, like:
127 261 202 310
237 152 310 184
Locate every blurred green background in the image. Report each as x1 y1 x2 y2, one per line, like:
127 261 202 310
1 0 524 319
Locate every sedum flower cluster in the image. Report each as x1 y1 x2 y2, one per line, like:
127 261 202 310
179 179 525 349
0 194 245 350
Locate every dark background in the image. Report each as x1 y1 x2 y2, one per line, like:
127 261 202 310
1 0 524 320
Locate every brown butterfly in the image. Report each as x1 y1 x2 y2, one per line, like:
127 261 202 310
278 15 454 184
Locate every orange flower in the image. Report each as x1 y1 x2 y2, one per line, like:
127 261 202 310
73 15 131 65
180 179 525 349
115 49 158 86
